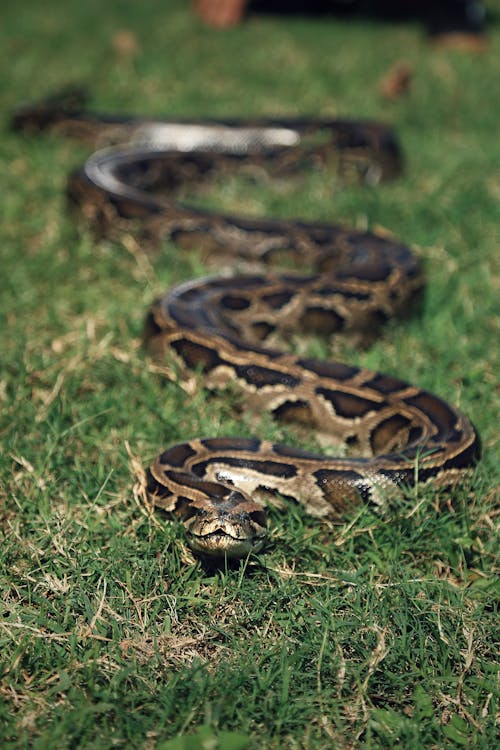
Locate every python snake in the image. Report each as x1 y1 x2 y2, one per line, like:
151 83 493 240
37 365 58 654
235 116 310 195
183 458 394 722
13 89 480 558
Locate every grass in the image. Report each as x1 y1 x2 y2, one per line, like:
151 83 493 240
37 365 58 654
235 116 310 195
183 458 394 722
0 0 498 747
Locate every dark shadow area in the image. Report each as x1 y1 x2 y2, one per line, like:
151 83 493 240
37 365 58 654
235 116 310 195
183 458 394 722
248 0 489 37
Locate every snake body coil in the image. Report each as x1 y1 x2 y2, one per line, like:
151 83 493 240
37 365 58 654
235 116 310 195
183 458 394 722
14 90 480 558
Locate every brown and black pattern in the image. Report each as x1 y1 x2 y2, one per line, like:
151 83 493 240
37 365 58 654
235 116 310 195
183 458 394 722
13 88 480 558
146 273 479 557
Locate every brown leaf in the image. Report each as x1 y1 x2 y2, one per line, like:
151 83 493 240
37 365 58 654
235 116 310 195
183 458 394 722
379 60 413 100
112 30 140 58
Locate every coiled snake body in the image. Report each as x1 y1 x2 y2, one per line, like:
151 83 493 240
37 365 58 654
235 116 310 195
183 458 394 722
14 90 480 558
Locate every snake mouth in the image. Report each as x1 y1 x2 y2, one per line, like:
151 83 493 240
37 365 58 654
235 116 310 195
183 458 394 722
186 530 265 559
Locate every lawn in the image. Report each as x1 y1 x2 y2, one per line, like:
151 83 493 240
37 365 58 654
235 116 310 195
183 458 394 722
0 1 498 748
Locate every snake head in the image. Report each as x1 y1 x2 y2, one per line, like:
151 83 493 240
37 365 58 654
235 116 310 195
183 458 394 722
179 489 267 559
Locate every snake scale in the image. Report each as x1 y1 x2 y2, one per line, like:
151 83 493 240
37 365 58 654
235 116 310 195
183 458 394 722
13 89 480 558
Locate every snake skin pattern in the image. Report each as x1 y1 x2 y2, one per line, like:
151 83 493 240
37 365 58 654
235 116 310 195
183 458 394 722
13 89 480 558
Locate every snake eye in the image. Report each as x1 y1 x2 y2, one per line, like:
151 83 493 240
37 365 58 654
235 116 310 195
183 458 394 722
249 509 266 528
175 497 199 520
